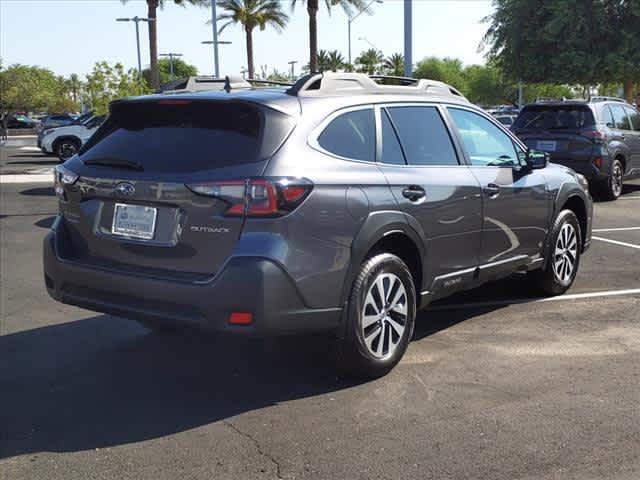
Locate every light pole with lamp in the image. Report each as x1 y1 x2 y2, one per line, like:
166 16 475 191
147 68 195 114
116 16 155 81
159 52 183 80
347 0 382 66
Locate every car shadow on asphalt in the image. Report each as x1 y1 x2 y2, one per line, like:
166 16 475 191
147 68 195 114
0 316 365 459
21 187 54 196
34 216 56 229
0 277 530 460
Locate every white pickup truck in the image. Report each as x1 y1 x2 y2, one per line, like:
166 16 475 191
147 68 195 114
40 115 105 160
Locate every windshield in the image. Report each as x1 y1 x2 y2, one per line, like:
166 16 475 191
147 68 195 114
513 105 595 130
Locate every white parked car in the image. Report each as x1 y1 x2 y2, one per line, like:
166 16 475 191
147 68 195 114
40 115 105 159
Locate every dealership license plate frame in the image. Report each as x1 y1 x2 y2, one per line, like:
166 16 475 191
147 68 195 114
537 140 557 152
111 203 158 240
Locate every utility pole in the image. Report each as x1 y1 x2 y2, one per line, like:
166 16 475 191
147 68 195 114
159 53 183 80
288 60 298 80
116 16 155 82
403 0 412 77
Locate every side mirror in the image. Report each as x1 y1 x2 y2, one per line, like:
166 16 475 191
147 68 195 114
606 122 615 128
527 149 549 170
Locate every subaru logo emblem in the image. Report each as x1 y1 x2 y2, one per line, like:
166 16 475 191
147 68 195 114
115 182 135 196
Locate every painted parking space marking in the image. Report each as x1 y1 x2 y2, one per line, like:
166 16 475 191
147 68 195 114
428 288 640 311
0 174 52 184
592 236 640 250
593 227 640 232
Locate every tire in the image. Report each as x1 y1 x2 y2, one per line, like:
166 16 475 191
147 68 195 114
600 158 624 201
55 138 80 161
530 210 582 296
334 253 417 378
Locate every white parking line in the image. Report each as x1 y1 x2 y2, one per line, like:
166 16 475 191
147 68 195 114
427 288 640 311
593 227 640 232
592 236 640 250
0 174 52 184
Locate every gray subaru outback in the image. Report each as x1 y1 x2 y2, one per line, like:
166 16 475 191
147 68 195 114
44 73 593 377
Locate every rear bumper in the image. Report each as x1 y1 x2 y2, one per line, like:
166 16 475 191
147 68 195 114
549 155 611 182
43 217 341 336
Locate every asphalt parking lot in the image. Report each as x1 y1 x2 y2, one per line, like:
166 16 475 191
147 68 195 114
1 142 639 479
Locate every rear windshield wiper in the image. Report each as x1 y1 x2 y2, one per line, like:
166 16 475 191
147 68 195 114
83 157 144 171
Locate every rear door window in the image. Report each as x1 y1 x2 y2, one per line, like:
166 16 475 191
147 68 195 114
513 105 595 130
610 105 631 130
317 108 375 161
385 106 459 166
380 109 406 165
79 100 294 173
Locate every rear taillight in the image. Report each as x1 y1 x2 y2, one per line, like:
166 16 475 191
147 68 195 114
582 130 604 144
186 177 313 217
593 157 602 169
53 165 79 200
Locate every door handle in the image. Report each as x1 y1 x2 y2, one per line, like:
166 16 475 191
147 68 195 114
402 185 426 201
484 183 500 198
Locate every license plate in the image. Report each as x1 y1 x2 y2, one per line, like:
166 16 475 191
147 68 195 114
112 203 157 240
537 140 557 152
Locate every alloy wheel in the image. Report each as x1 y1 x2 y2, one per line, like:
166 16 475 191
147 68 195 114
611 162 623 197
553 223 578 284
361 273 408 359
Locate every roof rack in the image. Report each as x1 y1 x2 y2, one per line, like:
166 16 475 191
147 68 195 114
246 79 294 87
590 96 626 104
285 72 468 100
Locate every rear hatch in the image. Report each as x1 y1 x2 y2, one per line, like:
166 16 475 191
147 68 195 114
59 98 294 280
512 104 600 163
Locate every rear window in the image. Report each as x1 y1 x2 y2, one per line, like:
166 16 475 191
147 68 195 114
79 100 294 173
513 105 595 130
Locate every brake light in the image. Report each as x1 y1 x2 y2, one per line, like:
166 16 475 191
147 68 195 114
593 157 602 169
186 177 313 217
156 99 192 105
53 165 79 200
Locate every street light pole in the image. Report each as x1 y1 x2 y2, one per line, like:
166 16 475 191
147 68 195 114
211 0 220 77
160 53 183 80
403 0 412 77
347 0 382 66
116 16 154 82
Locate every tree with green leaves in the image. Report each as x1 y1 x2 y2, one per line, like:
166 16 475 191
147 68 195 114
143 57 198 85
414 57 467 92
216 0 289 79
121 0 207 90
383 53 404 77
292 0 367 73
326 50 346 72
0 64 77 121
84 61 148 115
483 0 640 102
355 48 383 75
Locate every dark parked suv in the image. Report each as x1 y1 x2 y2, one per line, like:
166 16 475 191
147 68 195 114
511 97 640 200
44 73 593 377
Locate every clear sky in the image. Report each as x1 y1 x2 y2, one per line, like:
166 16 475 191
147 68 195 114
1 0 494 78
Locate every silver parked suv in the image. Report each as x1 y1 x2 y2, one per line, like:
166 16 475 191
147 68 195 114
44 73 593 377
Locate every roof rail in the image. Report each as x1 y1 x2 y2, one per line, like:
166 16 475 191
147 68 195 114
590 96 626 104
246 78 294 87
285 72 468 100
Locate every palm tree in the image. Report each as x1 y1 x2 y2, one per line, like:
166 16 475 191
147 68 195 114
355 48 383 75
317 49 331 71
217 0 289 79
67 74 82 104
292 0 367 73
327 50 345 72
383 53 404 77
122 1 206 91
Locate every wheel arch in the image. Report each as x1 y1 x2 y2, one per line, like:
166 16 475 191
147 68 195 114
340 211 426 309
